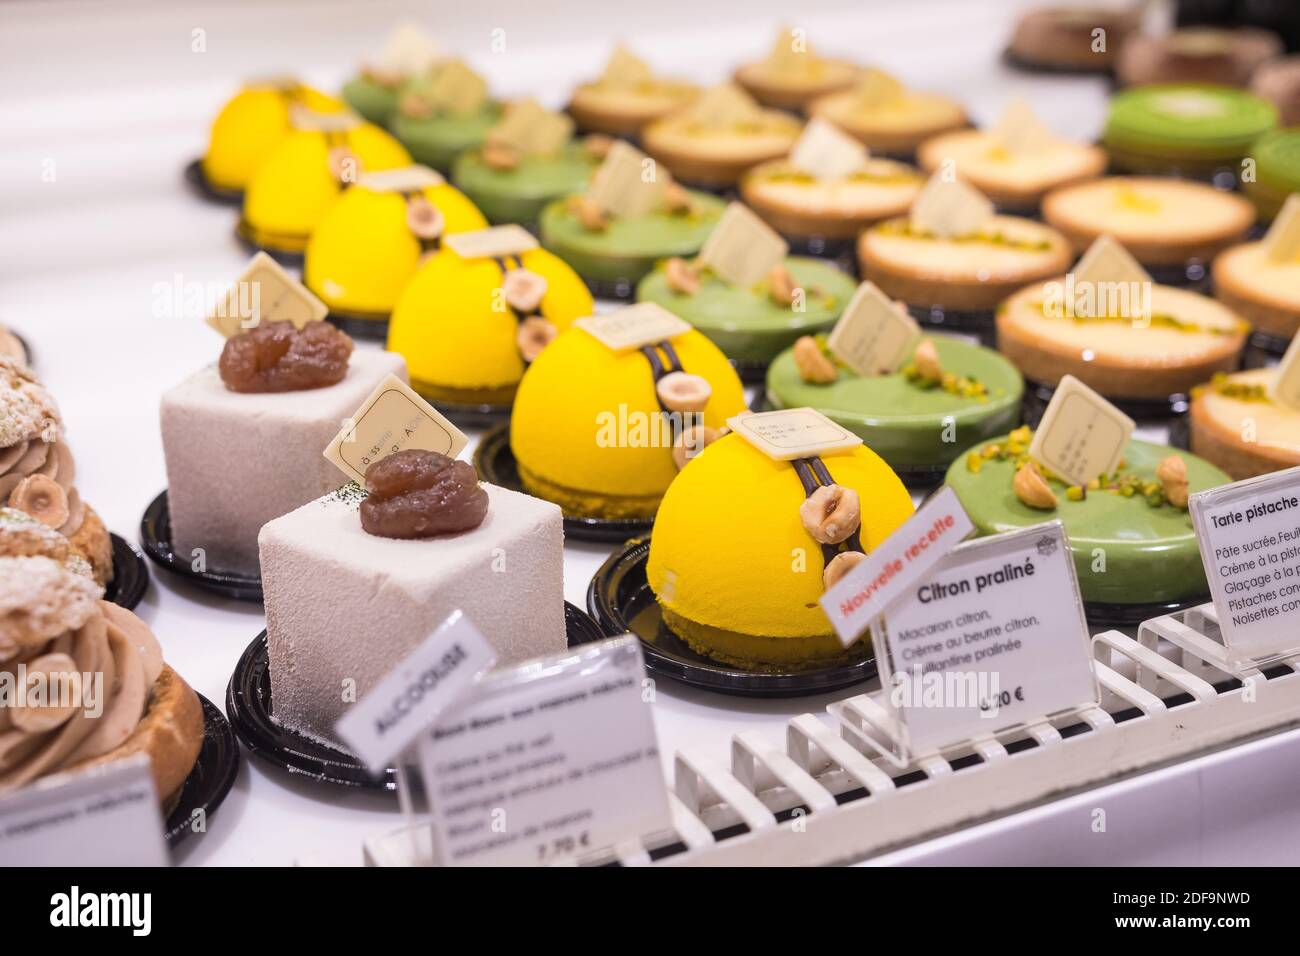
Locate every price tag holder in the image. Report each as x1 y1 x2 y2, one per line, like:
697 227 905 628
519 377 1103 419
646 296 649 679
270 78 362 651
0 754 168 866
334 610 498 774
1189 465 1300 667
868 521 1098 765
820 485 974 647
415 635 671 866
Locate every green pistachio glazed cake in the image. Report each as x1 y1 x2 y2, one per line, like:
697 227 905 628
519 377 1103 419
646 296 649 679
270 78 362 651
636 256 858 367
453 141 599 225
539 189 726 291
766 336 1024 471
946 429 1232 607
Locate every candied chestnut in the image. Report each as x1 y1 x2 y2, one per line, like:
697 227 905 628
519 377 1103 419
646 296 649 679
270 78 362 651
219 320 353 393
360 449 489 539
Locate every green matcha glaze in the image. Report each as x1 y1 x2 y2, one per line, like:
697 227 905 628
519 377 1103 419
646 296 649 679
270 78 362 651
539 190 726 285
1245 128 1300 220
637 257 857 366
392 103 503 173
341 76 399 126
1103 85 1277 162
453 142 598 225
946 437 1232 606
766 337 1023 469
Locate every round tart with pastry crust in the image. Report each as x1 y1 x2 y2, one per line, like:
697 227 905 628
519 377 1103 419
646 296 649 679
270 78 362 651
0 357 112 585
732 28 859 112
996 280 1248 401
917 128 1106 212
1190 369 1300 481
567 47 698 137
857 214 1073 314
641 85 802 188
809 75 967 157
1042 176 1256 272
740 156 924 242
1213 238 1300 342
645 431 914 670
0 509 204 806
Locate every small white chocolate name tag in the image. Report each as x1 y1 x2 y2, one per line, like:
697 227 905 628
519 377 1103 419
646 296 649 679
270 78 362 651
1072 234 1151 288
910 173 994 239
289 104 362 133
358 165 444 193
323 373 469 485
374 23 443 76
697 202 789 288
1264 193 1300 265
576 302 691 351
788 117 868 180
1270 331 1300 411
991 97 1055 154
206 252 327 338
444 224 538 260
826 281 921 376
587 140 665 218
422 59 488 115
727 407 862 461
852 68 904 109
1028 375 1135 487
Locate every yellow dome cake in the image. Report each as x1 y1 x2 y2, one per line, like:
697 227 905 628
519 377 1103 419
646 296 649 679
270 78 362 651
200 80 344 196
303 165 486 329
387 225 593 408
239 110 411 257
510 304 747 519
647 426 914 669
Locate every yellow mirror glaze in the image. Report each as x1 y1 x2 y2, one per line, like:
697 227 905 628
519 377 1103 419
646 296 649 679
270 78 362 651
201 85 344 192
647 434 914 649
510 326 746 517
242 125 412 253
387 246 593 396
304 182 487 316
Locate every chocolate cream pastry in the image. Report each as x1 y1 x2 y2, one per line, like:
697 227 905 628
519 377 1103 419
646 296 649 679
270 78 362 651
0 356 112 585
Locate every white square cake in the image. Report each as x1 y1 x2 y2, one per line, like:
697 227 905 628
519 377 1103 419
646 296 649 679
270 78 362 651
260 482 566 745
160 348 408 576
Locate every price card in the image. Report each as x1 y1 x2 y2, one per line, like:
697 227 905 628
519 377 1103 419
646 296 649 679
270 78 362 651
334 610 498 774
586 140 664 218
206 251 327 338
821 485 975 647
0 754 168 866
697 202 789 288
1189 465 1300 665
873 521 1097 762
1028 375 1135 487
416 635 671 866
576 302 691 351
910 173 994 239
727 407 862 461
788 117 869 181
826 280 921 376
443 224 538 259
322 373 469 485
